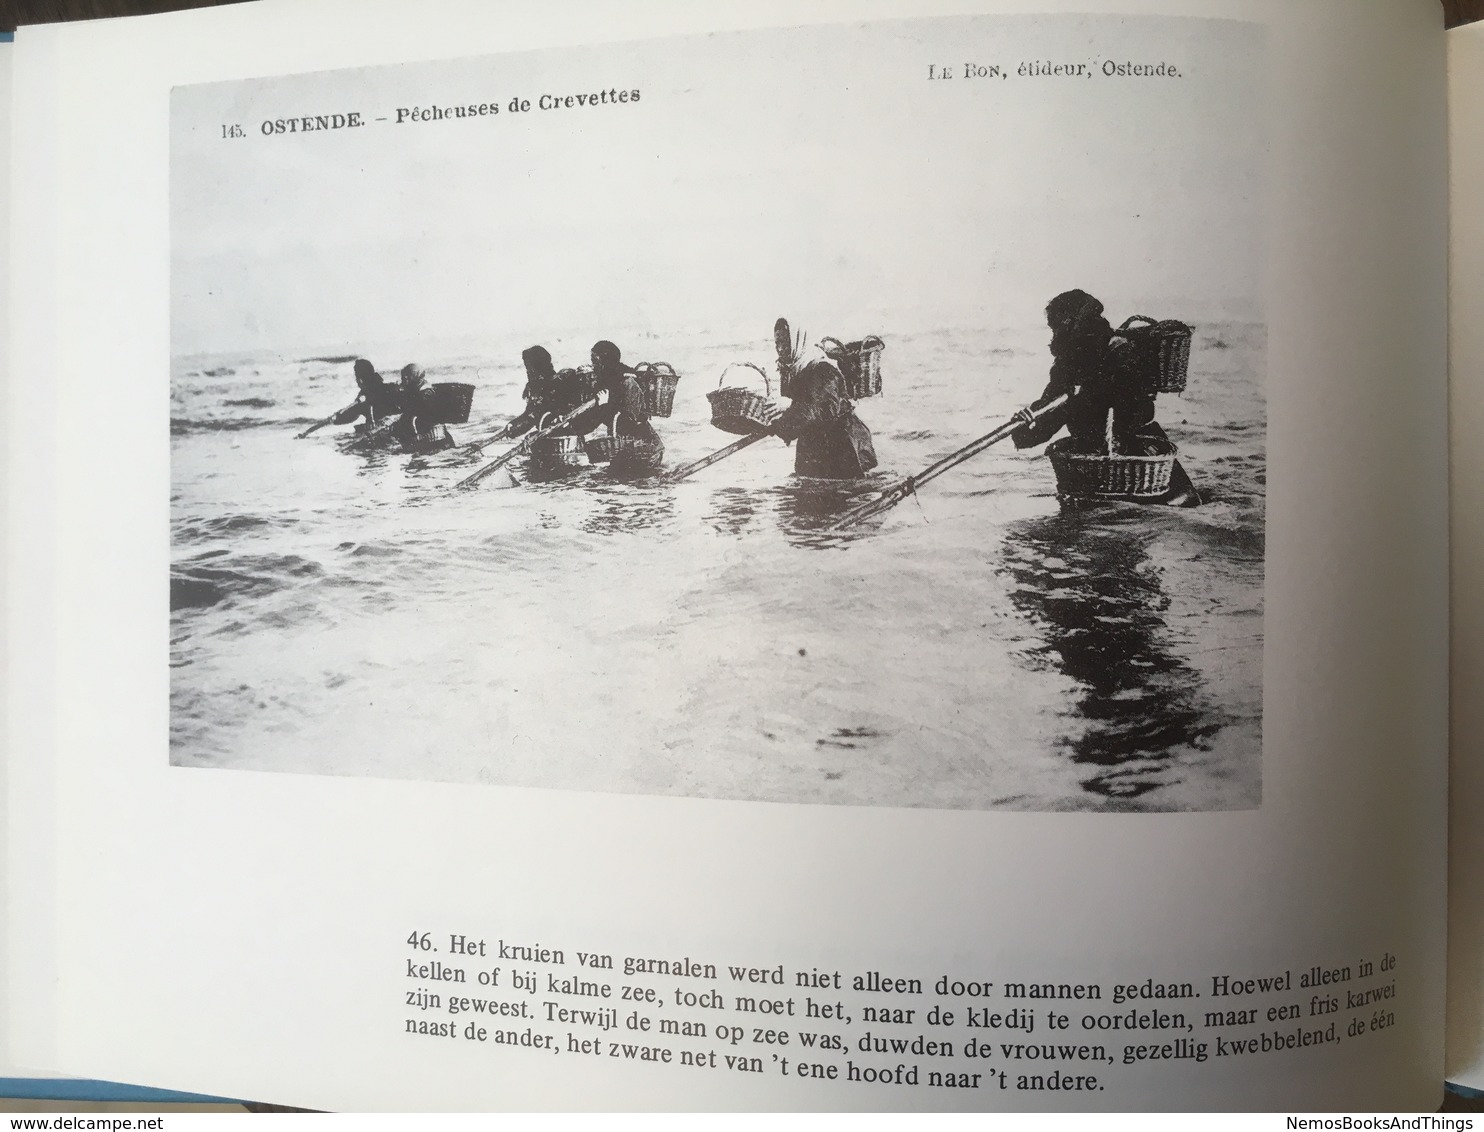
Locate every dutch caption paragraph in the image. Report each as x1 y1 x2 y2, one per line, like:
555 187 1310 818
401 932 1402 1095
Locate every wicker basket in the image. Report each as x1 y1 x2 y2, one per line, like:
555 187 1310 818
634 362 679 418
531 421 588 467
584 416 621 463
341 420 397 452
708 363 782 435
556 367 598 404
400 424 456 455
430 382 475 424
1047 437 1177 498
611 436 664 475
819 336 885 400
1117 316 1191 394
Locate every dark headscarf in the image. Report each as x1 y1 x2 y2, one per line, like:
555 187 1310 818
522 346 555 382
590 340 627 390
353 358 381 391
1046 290 1112 360
1046 289 1103 329
399 363 433 399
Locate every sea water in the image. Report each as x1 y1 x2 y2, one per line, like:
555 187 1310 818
170 321 1265 811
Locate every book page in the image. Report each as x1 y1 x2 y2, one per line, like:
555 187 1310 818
4 22 65 1089
7 0 1448 1110
0 25 36 1088
1448 16 1484 1095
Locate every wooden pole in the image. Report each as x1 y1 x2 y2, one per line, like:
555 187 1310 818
827 395 1069 530
455 397 599 490
662 432 770 484
296 401 358 439
465 421 516 455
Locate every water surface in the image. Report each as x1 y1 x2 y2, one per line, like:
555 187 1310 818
170 321 1265 811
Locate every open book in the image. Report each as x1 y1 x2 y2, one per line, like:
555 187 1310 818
2 0 1477 1111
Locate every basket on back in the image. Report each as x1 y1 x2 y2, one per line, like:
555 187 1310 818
429 382 475 424
1116 316 1191 394
707 363 782 436
1046 409 1177 498
818 336 885 400
633 362 679 418
555 366 598 404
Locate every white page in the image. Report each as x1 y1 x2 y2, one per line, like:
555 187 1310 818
1448 17 1484 1095
7 21 65 1088
0 24 36 1087
7 0 1448 1111
0 30 65 1089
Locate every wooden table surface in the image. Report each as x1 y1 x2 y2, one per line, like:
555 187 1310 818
1449 0 1484 25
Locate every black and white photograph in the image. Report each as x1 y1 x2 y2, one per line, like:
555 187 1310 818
169 13 1266 811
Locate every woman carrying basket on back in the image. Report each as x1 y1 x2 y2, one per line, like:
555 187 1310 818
767 319 878 480
574 340 665 475
1012 289 1199 507
391 363 444 445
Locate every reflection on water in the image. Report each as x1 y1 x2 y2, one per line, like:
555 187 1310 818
703 486 768 537
526 455 589 484
776 478 887 549
580 486 676 537
697 479 881 546
1002 510 1226 800
776 487 848 549
777 481 851 529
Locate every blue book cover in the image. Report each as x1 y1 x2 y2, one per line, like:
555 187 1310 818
0 1078 234 1104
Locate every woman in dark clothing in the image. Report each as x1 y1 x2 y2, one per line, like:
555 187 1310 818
333 358 402 426
506 346 569 437
392 363 443 444
769 357 878 480
1012 290 1160 453
1013 289 1198 505
576 340 664 471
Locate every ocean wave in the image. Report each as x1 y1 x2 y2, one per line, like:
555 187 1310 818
172 416 293 435
339 540 405 558
170 553 326 610
224 397 276 409
174 514 291 543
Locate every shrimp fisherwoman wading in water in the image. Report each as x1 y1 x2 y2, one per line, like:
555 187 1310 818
768 318 878 480
574 340 665 476
1012 289 1200 507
